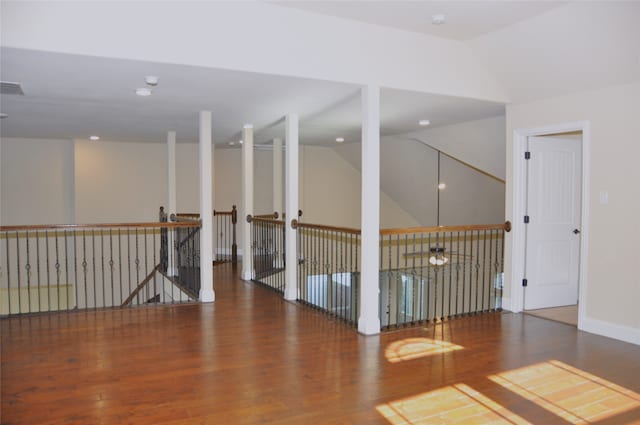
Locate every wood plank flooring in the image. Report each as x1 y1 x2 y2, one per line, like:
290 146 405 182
2 263 640 424
525 305 579 326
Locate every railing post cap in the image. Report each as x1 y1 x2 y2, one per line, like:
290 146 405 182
291 219 298 229
246 214 252 223
505 221 512 232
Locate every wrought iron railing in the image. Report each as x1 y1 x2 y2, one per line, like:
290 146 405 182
0 220 201 316
247 214 286 293
173 206 237 265
292 220 360 327
379 223 510 329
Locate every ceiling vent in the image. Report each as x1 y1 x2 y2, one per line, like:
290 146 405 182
0 81 25 95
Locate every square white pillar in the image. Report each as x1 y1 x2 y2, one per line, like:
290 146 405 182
241 124 254 281
273 138 283 216
358 85 381 335
167 131 177 276
284 114 299 301
199 112 215 302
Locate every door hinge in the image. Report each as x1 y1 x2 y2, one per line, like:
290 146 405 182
524 215 530 223
524 151 531 160
522 278 528 287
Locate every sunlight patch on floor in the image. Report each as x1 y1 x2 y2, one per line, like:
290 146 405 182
376 383 531 425
489 360 640 424
385 338 463 363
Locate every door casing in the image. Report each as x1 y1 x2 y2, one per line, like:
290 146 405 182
509 121 590 330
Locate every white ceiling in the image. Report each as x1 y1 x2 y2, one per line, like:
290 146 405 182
271 1 566 41
0 47 503 146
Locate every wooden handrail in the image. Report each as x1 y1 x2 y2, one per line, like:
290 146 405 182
176 213 200 217
291 219 361 235
121 264 162 307
246 215 285 225
254 212 279 219
170 214 201 223
288 220 511 236
0 221 201 232
380 221 512 236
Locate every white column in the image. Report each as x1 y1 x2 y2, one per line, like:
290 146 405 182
199 111 215 302
358 85 381 335
241 124 254 281
167 131 177 275
273 138 283 216
284 114 299 301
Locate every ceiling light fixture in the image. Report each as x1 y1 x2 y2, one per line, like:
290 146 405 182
89 135 100 141
419 119 431 126
432 14 445 25
229 141 235 146
135 87 152 97
144 75 159 86
238 140 244 144
429 151 449 267
336 137 345 143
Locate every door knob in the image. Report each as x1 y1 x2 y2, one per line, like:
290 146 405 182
573 229 581 234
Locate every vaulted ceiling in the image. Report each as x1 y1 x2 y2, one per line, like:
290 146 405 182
1 1 638 146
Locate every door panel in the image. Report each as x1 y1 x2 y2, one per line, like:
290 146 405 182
525 136 581 310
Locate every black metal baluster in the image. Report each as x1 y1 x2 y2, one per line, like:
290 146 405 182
92 230 97 309
45 230 50 312
474 230 480 314
455 231 461 317
82 230 88 309
25 231 31 313
36 231 42 313
55 232 61 311
64 231 70 311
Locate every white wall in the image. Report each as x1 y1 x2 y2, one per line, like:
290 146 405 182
0 137 74 225
505 81 640 343
75 140 167 223
1 2 507 103
406 115 506 180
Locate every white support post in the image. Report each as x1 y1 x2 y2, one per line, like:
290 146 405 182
358 85 381 335
241 124 254 281
167 131 177 276
284 114 299 301
199 112 215 302
273 138 283 216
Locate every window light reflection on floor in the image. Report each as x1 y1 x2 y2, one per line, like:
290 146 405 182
385 337 463 363
376 383 531 425
488 360 640 424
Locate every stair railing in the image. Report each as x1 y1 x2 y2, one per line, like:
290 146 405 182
0 219 202 316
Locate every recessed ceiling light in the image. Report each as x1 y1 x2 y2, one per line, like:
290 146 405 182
438 182 446 190
229 141 235 146
432 14 445 25
135 87 152 96
238 140 244 144
419 119 431 126
336 137 345 143
144 75 159 86
89 135 100 141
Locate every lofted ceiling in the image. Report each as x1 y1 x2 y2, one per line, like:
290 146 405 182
0 47 503 146
271 1 566 41
1 1 637 146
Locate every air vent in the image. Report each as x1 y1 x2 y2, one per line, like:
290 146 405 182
0 81 25 95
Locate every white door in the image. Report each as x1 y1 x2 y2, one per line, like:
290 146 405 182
524 136 582 310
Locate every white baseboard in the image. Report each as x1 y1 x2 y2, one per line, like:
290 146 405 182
580 316 640 346
501 296 513 312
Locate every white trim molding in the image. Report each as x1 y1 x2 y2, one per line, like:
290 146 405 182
581 316 640 346
509 121 590 331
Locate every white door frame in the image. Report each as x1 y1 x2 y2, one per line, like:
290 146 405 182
510 121 590 330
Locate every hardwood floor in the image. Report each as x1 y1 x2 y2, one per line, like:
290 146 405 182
2 263 640 424
525 305 579 326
